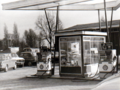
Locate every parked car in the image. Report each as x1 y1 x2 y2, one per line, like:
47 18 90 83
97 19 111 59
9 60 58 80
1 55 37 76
11 53 25 67
0 53 17 72
21 47 39 66
21 52 37 66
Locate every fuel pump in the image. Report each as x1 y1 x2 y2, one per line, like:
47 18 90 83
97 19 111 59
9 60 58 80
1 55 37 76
36 46 54 77
99 42 117 73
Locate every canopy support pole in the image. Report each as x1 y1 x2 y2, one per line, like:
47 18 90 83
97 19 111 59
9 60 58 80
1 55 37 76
53 6 59 75
118 20 120 70
98 9 101 31
44 9 52 52
104 0 110 42
109 7 113 40
56 6 59 33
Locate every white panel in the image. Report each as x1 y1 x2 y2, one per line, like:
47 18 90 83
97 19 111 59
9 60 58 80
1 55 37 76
2 0 60 10
48 0 120 10
2 0 91 10
83 31 107 36
55 31 107 36
99 62 113 72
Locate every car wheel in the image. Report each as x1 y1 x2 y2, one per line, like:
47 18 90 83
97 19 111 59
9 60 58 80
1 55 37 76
28 62 32 66
4 65 8 72
13 64 17 70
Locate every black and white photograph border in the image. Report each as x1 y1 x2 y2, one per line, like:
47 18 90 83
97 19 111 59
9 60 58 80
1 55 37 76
0 0 120 90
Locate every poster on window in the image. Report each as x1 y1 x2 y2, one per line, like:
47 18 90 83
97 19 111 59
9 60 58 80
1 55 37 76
71 42 79 53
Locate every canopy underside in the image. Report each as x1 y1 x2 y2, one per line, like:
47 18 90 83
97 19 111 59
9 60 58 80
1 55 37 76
2 0 120 11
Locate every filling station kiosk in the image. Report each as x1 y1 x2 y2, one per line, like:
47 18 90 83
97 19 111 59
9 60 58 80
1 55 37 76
55 30 117 78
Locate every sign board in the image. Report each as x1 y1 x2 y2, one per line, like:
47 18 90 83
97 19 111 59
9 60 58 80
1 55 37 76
71 42 79 53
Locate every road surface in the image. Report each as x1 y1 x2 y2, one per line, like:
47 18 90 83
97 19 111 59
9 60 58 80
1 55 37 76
0 66 101 90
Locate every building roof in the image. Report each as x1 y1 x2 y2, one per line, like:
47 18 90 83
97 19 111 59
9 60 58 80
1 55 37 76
64 20 120 31
55 31 107 36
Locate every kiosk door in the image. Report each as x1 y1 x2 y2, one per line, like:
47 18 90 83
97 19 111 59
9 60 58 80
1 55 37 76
83 36 105 77
83 39 91 65
83 36 105 65
59 36 82 76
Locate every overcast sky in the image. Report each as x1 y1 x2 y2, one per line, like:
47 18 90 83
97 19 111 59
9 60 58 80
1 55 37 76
0 0 120 39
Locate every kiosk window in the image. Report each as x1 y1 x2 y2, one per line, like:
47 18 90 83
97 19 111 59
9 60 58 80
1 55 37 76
59 36 82 74
83 36 105 65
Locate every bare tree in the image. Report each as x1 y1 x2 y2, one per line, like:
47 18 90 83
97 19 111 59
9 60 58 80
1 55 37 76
38 32 44 47
36 12 63 48
4 24 8 39
28 29 37 47
18 38 26 56
23 29 38 48
13 23 19 47
3 24 8 50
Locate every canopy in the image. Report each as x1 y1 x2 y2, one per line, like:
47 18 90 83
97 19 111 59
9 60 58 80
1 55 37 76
2 0 120 10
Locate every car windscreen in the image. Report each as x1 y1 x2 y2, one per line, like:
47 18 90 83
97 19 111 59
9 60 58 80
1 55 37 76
23 49 31 52
22 53 32 58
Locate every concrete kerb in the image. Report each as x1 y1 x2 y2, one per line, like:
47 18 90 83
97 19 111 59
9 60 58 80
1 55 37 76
26 74 102 81
92 71 120 89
